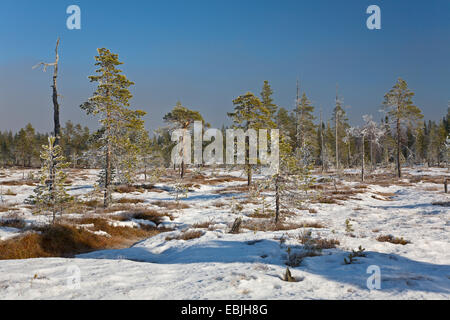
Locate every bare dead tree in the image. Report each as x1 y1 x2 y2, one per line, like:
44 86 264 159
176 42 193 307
33 37 61 145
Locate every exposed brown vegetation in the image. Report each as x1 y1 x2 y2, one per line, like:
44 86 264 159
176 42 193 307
0 219 167 260
243 220 308 232
166 229 204 241
0 217 26 229
123 209 173 224
152 200 190 210
376 234 411 245
192 220 216 229
117 198 145 204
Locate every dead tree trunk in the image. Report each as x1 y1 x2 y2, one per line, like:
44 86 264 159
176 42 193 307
52 38 61 145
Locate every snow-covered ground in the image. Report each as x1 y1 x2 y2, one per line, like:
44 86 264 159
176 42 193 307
0 167 449 299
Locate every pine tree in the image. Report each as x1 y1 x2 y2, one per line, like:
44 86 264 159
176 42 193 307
383 78 423 177
295 93 317 162
31 136 72 224
228 92 273 186
260 80 278 120
332 92 349 171
81 48 146 207
163 101 204 178
270 134 314 223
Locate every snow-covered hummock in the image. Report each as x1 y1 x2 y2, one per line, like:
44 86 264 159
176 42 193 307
0 167 449 299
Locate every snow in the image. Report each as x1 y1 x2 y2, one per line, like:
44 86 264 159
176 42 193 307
0 227 22 240
0 167 449 299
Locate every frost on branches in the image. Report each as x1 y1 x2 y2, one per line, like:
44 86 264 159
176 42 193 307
29 136 72 223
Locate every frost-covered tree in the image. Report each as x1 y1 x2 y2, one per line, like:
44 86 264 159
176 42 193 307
361 115 385 171
295 93 317 163
332 92 349 171
31 136 72 223
263 134 314 223
228 92 274 186
348 116 385 181
81 48 146 207
163 101 204 178
383 78 423 177
260 80 278 120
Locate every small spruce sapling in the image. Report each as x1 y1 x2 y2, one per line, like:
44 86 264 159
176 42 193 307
31 136 72 223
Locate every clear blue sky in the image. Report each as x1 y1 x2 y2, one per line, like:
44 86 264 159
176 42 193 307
0 0 449 133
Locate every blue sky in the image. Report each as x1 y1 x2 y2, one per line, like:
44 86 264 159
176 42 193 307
0 0 449 133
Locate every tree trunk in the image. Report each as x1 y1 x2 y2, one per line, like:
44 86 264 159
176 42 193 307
104 88 112 208
104 141 111 208
181 160 185 178
52 38 61 145
275 175 280 224
396 116 401 178
361 135 365 182
336 112 339 172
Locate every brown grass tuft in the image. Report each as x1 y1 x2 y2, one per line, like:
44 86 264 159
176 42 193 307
376 234 411 245
166 229 204 241
116 198 145 204
152 200 190 210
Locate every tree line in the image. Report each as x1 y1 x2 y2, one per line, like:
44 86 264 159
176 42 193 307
1 45 449 215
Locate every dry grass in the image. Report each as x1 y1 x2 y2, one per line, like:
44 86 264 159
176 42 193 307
192 220 216 229
213 185 249 194
3 189 17 196
0 205 11 213
243 220 307 232
376 234 411 245
122 209 173 224
0 220 165 260
297 231 340 250
312 196 338 204
432 201 450 207
166 229 204 241
212 201 226 208
0 215 171 260
0 180 35 186
371 195 393 201
116 198 145 204
0 217 26 229
152 200 190 210
247 210 273 219
114 185 144 193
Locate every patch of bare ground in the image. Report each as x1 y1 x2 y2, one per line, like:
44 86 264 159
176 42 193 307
212 201 226 208
120 209 174 224
0 205 11 212
116 198 145 204
3 189 17 196
166 229 204 241
0 216 26 229
297 233 340 249
0 180 36 186
114 185 144 193
213 185 249 194
0 219 167 260
407 175 447 184
151 200 190 210
247 210 273 219
243 220 323 232
371 194 393 201
376 234 411 245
